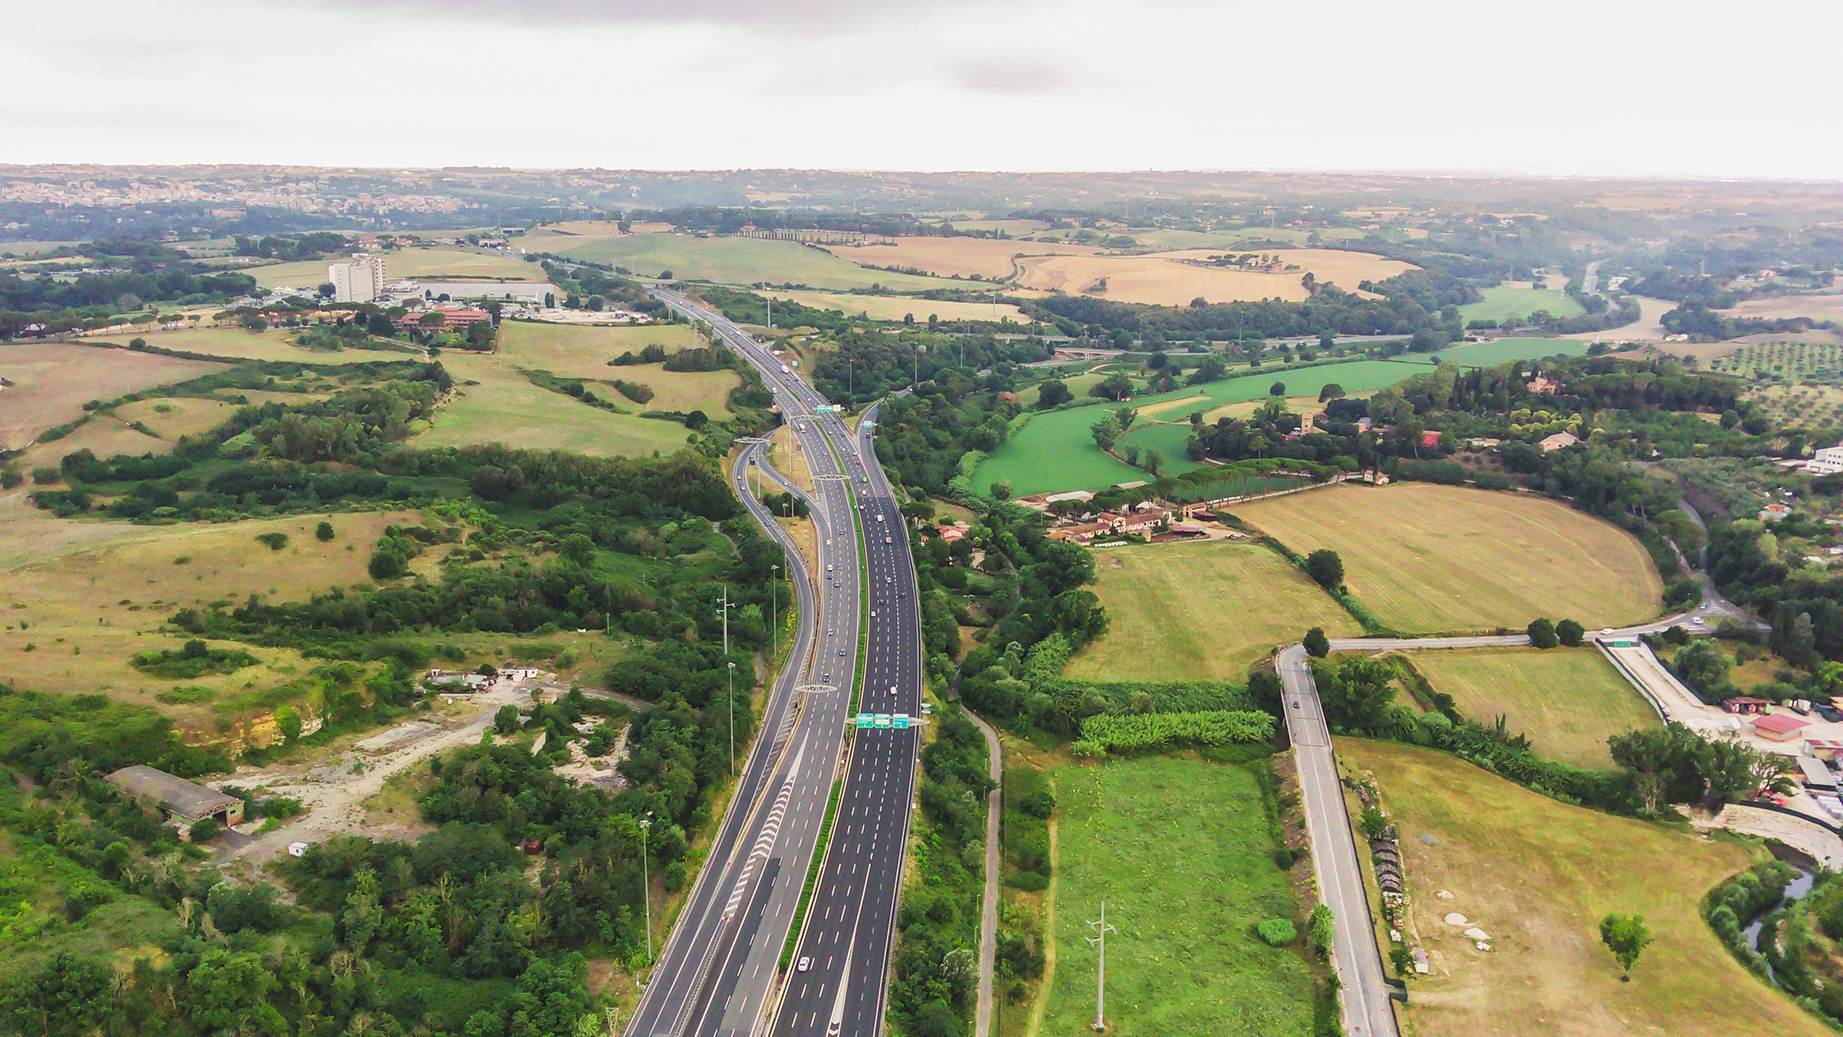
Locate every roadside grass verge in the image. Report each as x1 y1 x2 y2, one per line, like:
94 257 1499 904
1336 738 1828 1037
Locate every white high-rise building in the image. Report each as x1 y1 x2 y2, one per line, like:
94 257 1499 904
328 255 387 303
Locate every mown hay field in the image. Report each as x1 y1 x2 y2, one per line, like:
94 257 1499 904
824 236 1097 279
1041 757 1314 1037
1407 647 1658 768
1338 738 1826 1037
764 290 1029 324
1231 484 1662 633
1067 541 1360 681
1016 248 1414 306
414 350 695 458
0 342 225 451
513 232 964 292
249 247 535 288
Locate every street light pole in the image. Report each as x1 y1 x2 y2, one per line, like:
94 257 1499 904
1086 902 1117 1032
727 661 736 775
770 564 779 649
719 585 733 657
640 813 654 963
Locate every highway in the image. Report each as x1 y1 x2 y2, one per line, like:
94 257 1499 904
627 287 922 1037
626 293 865 1037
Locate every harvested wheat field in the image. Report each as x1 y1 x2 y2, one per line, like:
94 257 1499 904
1016 248 1415 306
1231 483 1661 633
764 291 1028 323
1724 294 1843 324
0 342 225 451
825 236 1096 279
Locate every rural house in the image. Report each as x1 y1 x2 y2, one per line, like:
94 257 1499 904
1760 502 1791 523
1751 712 1811 742
1722 696 1773 715
107 765 244 829
1539 431 1580 452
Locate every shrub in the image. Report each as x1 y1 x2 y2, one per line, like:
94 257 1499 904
315 521 335 541
1304 627 1331 658
1307 903 1335 955
1078 709 1275 751
188 817 222 842
255 532 289 551
1256 917 1298 946
1007 871 1049 892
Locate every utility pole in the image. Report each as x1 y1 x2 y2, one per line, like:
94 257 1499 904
770 564 780 649
766 294 772 330
727 661 736 775
641 813 654 962
1086 902 1117 1032
719 586 733 656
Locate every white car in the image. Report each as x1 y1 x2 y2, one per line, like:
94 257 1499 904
797 957 813 972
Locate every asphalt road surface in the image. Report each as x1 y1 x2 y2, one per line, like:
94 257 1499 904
626 295 863 1037
627 289 923 1037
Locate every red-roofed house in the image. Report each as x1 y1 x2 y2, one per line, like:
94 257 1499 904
1723 696 1773 715
1420 431 1442 449
1752 712 1811 742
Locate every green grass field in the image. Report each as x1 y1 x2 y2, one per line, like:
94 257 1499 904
415 350 694 457
1232 483 1662 633
496 322 701 376
1408 647 1658 768
1337 739 1828 1037
1041 758 1314 1037
1422 337 1593 368
1067 541 1361 680
975 360 1419 496
519 233 965 292
1458 285 1587 324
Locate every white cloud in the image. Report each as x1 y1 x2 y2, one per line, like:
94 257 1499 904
2 0 1840 178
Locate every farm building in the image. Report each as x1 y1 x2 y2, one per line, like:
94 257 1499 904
1798 756 1837 792
106 766 244 827
1723 696 1773 715
1751 712 1811 742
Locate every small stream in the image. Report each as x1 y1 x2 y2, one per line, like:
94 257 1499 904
1743 866 1817 983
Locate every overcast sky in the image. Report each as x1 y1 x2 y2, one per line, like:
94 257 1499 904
4 0 1839 179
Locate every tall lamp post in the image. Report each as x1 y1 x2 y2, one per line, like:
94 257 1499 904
640 813 654 963
770 564 779 649
727 661 736 776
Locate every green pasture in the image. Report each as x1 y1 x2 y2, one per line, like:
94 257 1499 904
1421 338 1592 368
976 360 1419 496
1041 757 1314 1037
1459 286 1586 325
